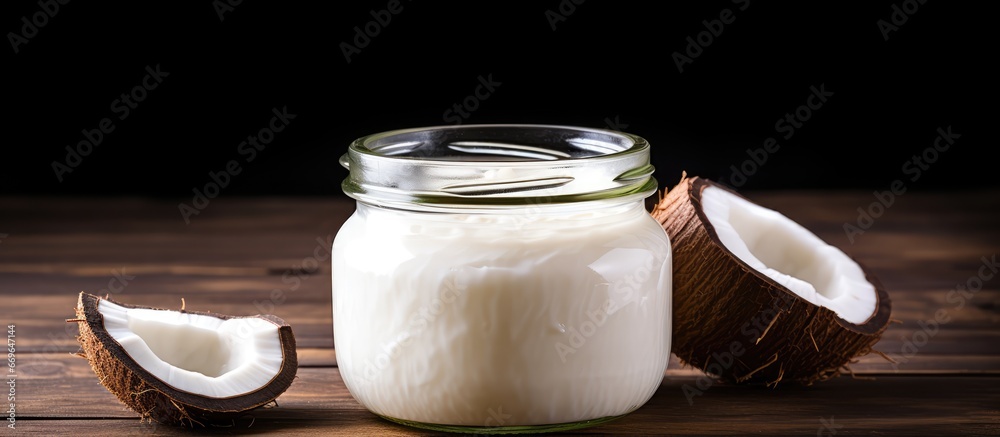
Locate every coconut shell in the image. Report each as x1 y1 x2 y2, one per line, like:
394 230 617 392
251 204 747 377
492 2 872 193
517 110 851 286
651 176 892 385
72 292 298 426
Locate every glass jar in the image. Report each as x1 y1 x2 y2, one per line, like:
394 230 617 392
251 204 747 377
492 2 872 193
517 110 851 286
332 125 671 434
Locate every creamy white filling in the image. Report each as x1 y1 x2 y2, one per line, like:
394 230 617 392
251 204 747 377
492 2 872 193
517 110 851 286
333 202 672 425
701 186 877 324
98 299 283 398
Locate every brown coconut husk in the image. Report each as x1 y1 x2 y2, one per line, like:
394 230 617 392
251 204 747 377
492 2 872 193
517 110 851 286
651 176 892 385
71 292 298 426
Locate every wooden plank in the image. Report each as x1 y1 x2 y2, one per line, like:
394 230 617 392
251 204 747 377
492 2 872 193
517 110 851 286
14 354 358 419
9 294 1000 358
0 197 357 235
0 198 353 270
0 280 1000 355
14 351 1000 420
2 273 334 351
10 289 998 358
11 371 1000 435
2 193 996 268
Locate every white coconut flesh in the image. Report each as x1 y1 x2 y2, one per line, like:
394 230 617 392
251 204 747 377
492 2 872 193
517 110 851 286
700 186 877 324
98 299 284 398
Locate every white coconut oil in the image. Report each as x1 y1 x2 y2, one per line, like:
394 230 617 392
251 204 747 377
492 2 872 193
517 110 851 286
333 124 672 431
333 201 671 427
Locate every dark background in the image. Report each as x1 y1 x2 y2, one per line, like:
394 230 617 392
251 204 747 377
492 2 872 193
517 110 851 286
3 1 994 197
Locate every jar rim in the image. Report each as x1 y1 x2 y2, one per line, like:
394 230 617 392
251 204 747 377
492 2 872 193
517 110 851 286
340 124 658 211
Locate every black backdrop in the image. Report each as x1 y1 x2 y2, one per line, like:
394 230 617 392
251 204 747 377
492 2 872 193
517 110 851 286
4 1 994 196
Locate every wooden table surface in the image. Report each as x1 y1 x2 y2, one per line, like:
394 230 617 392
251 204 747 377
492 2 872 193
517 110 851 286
2 191 998 435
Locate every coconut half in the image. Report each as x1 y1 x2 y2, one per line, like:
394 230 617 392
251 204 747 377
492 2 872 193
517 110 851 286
72 292 297 426
652 176 891 385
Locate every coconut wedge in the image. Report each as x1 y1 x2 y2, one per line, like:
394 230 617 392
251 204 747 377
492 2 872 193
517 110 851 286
71 292 297 426
652 177 891 385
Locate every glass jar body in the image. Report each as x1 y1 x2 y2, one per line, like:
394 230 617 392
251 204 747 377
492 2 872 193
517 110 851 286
332 199 671 432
